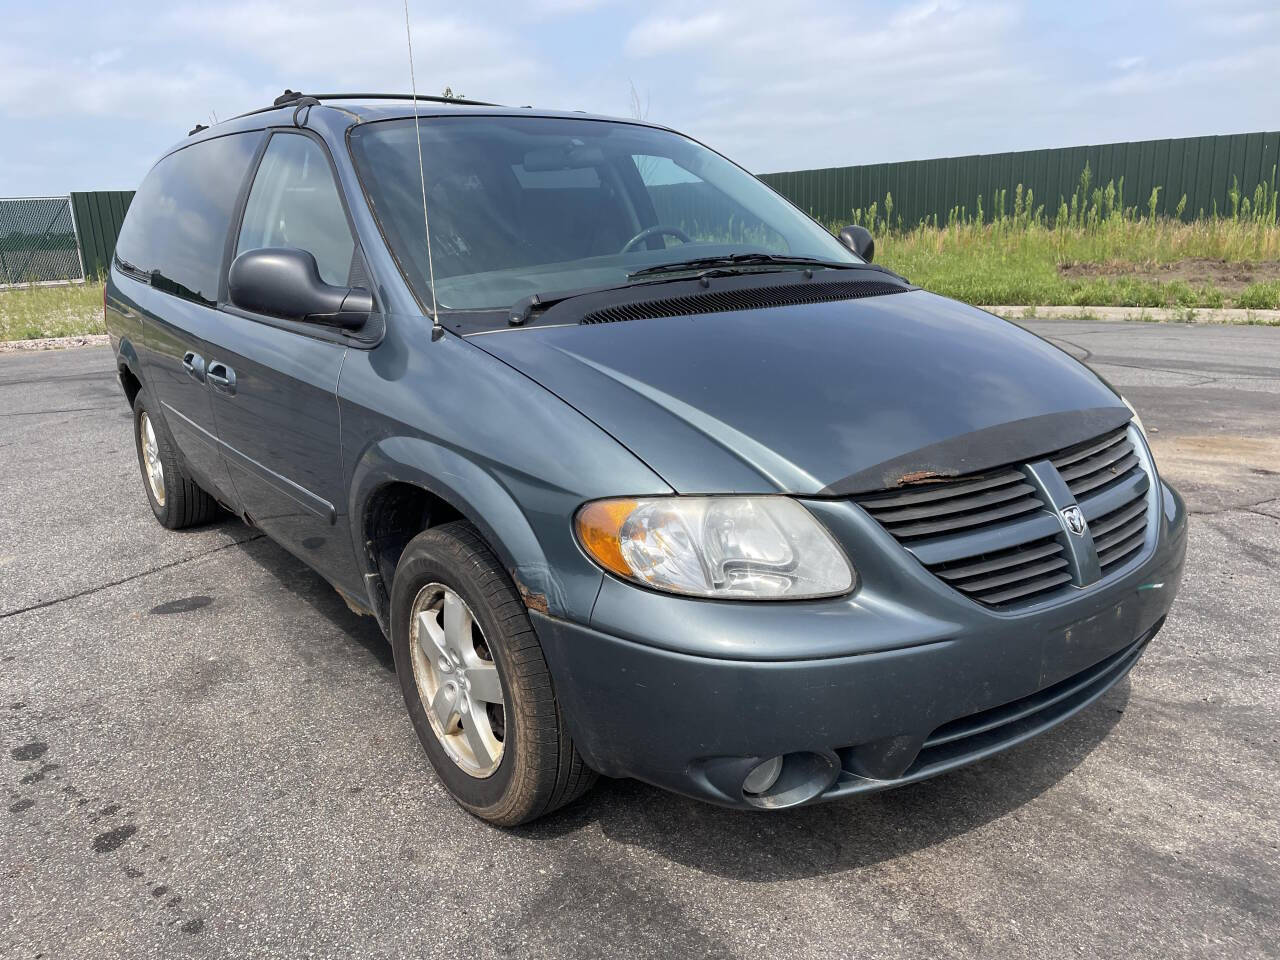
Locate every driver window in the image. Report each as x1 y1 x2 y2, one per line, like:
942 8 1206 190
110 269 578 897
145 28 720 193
237 134 355 287
631 154 788 252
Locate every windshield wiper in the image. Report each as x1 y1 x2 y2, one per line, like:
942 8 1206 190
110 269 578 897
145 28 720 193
504 263 812 326
507 283 633 326
504 264 805 326
506 256 898 327
626 253 861 280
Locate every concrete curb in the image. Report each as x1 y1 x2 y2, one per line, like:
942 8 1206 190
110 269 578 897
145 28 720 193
987 305 1280 325
0 334 109 353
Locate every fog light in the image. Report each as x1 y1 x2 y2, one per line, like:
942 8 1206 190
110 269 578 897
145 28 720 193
742 756 784 795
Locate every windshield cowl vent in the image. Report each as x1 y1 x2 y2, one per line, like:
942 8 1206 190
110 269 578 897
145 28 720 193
578 278 909 325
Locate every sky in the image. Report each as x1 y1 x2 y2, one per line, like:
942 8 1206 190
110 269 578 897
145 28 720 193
2 0 1277 196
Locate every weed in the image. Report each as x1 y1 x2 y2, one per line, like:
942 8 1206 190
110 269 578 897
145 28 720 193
1236 281 1280 310
833 165 1280 310
0 281 104 340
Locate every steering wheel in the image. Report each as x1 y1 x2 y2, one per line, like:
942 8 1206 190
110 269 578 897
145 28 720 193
620 224 693 254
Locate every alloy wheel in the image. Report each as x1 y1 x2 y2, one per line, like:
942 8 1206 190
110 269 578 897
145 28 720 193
408 583 506 777
139 412 165 507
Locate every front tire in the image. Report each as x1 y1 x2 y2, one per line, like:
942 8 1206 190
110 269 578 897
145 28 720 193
390 521 595 825
132 392 219 529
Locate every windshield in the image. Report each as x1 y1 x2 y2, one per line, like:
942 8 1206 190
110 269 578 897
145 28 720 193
348 115 859 311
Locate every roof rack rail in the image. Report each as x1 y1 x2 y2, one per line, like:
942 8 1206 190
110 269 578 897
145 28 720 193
225 89 499 123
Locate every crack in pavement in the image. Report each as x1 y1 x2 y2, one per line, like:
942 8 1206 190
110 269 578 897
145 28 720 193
1041 340 1277 387
0 406 115 418
1187 497 1280 517
1086 358 1275 386
0 534 266 620
0 371 115 387
1088 355 1279 381
1043 335 1094 362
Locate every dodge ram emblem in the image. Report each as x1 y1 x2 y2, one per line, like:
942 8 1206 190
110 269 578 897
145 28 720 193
1061 505 1088 536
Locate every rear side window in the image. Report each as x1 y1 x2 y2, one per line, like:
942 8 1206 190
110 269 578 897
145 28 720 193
235 134 355 287
114 132 263 306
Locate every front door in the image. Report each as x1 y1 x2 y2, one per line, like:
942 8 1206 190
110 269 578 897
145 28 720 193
204 131 361 591
140 296 234 502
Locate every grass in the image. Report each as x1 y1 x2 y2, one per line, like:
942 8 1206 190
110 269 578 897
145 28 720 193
0 281 104 340
1236 281 1280 310
830 165 1280 309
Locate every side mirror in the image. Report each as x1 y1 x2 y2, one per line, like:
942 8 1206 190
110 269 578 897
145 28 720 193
228 248 372 330
838 225 875 262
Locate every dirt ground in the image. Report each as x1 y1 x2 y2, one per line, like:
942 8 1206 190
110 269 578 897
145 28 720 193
1059 258 1280 293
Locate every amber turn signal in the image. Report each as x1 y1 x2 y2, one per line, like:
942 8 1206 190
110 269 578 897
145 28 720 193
574 498 640 578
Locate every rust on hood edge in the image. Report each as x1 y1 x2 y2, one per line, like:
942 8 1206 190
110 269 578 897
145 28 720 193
892 467 959 486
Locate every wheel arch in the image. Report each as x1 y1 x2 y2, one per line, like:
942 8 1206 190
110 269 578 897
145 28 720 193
350 435 562 633
115 337 144 407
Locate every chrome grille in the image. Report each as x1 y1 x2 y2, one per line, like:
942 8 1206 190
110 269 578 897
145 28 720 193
1088 489 1150 570
856 467 1068 608
855 468 1042 540
931 535 1072 606
1061 426 1152 571
1050 427 1141 498
855 423 1153 609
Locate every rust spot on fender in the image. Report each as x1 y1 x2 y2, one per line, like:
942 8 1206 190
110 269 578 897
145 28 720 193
512 575 549 614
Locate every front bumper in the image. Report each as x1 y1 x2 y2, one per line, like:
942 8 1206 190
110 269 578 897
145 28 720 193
532 482 1187 810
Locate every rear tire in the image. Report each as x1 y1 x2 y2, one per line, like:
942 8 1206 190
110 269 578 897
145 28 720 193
390 521 596 825
132 392 219 530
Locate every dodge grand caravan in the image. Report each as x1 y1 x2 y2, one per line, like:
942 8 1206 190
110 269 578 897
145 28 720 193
105 92 1187 825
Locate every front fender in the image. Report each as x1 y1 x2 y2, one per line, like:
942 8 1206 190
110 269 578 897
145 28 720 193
349 435 594 622
339 319 671 629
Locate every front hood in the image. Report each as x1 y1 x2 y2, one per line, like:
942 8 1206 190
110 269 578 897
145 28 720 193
471 289 1130 495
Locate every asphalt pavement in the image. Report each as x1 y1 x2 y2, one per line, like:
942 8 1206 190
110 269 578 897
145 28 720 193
2 319 1277 959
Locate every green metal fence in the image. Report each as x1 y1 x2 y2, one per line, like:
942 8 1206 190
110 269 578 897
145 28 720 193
759 131 1280 229
71 191 133 280
0 197 83 285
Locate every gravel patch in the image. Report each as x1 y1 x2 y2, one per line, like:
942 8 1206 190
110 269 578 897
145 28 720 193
990 305 1280 325
0 334 110 352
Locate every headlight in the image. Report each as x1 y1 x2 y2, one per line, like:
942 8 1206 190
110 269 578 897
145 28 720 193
574 497 854 600
1121 395 1148 438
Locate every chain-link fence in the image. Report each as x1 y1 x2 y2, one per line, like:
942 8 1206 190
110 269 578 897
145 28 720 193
0 197 85 286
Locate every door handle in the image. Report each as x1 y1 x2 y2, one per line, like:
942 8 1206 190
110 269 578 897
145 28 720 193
181 351 206 382
207 361 237 396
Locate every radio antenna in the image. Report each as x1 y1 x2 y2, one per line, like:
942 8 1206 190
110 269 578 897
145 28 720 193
403 0 442 339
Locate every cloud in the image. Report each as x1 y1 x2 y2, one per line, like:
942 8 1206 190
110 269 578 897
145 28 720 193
0 42 255 122
1087 46 1280 98
612 0 1278 173
3 0 1280 196
617 0 1033 168
528 0 610 14
625 13 726 57
1179 0 1278 37
166 1 544 100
